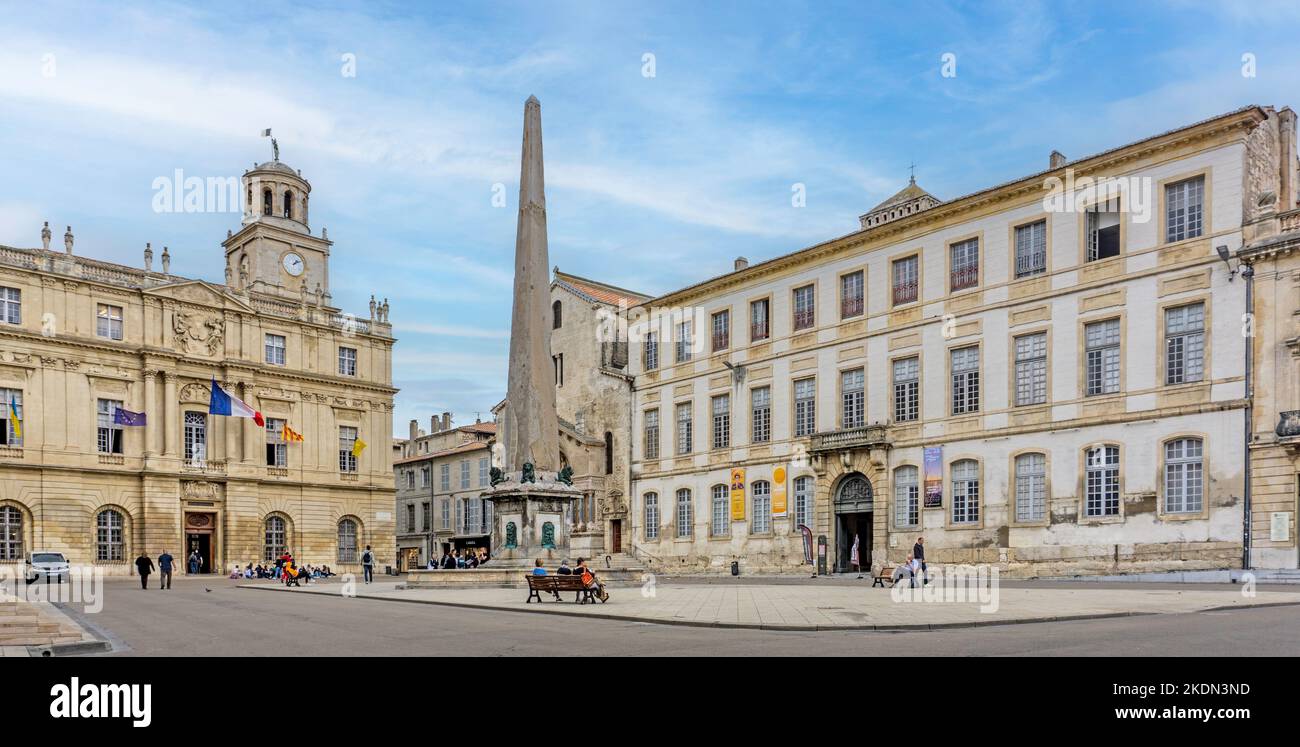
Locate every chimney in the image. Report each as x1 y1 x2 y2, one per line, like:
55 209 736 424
442 412 452 431
734 256 749 271
408 419 418 442
1049 150 1067 169
431 415 440 433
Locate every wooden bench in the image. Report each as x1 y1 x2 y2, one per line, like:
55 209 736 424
525 573 601 604
872 566 895 587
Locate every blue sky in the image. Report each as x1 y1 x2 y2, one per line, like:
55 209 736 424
1 1 1297 435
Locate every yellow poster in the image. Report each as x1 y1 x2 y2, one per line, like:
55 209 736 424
730 467 746 521
772 465 787 517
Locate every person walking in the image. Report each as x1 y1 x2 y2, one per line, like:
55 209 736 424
912 536 927 586
157 549 174 590
361 545 375 584
188 549 200 575
851 533 863 579
134 552 155 590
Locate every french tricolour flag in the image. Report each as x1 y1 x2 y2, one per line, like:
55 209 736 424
209 378 264 426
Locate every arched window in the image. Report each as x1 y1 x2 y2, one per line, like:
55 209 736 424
752 480 771 534
262 188 273 216
552 300 562 329
710 484 729 537
283 190 294 219
1164 438 1204 514
604 432 614 474
337 518 358 563
264 515 287 561
894 466 919 528
951 460 980 524
0 505 22 561
793 476 814 529
1085 445 1120 517
1015 453 1047 522
95 508 125 562
644 492 659 540
675 488 693 538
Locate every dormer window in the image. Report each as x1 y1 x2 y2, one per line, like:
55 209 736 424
283 190 294 219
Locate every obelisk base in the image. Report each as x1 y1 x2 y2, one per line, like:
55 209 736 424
483 472 582 567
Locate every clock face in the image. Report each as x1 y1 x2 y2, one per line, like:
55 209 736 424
282 252 305 277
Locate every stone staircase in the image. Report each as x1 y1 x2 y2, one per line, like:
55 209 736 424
0 601 96 648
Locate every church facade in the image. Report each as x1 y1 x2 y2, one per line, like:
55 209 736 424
619 105 1297 576
0 157 397 576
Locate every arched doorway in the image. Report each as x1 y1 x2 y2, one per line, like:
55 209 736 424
834 473 873 573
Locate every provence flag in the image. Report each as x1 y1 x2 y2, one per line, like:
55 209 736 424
351 438 367 458
208 378 264 426
282 423 304 443
7 397 20 439
113 408 147 427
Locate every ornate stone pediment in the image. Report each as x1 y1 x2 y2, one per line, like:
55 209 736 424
182 480 220 499
599 489 627 518
172 311 226 357
146 280 254 313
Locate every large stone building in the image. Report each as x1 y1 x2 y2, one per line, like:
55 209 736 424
616 104 1296 576
0 155 397 575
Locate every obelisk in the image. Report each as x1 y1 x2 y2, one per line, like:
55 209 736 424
484 96 581 565
503 95 561 473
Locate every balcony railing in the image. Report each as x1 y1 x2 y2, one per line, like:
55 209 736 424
950 264 979 291
1277 411 1300 438
892 280 918 306
809 424 892 452
182 459 227 475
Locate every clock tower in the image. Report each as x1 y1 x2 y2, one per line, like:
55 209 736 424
222 154 332 304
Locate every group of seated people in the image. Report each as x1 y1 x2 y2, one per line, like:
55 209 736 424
531 557 608 601
427 549 489 569
228 561 337 582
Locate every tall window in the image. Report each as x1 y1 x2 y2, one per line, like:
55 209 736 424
0 286 20 325
338 347 357 376
894 466 919 528
440 498 450 529
421 466 430 487
841 271 864 318
750 298 770 341
460 460 470 489
675 320 693 363
183 412 206 464
265 418 286 467
841 368 864 428
96 304 123 340
1014 332 1048 406
0 505 22 561
751 386 771 443
338 426 358 472
794 378 816 437
1165 303 1205 385
0 388 23 447
644 330 659 371
406 504 416 532
893 357 919 423
1164 438 1204 514
675 488 693 538
949 238 979 291
950 346 980 414
265 333 286 366
440 464 450 491
338 519 358 563
405 471 415 490
1085 319 1121 396
1014 219 1047 278
1085 445 1121 517
96 399 124 454
283 190 294 219
792 285 816 331
711 395 730 449
794 476 813 529
643 409 660 459
711 310 730 352
1085 197 1122 261
751 480 771 533
480 457 490 486
892 255 919 305
951 460 980 524
1165 176 1205 243
264 515 286 561
644 492 660 540
95 509 124 561
711 484 729 537
676 402 693 454
552 300 562 329
1015 453 1047 522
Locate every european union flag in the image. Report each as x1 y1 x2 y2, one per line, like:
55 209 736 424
114 408 147 427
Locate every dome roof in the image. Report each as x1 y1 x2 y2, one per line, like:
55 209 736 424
251 160 301 176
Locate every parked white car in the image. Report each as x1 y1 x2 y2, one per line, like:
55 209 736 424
26 551 70 584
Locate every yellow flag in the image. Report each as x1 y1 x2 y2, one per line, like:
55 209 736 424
351 438 367 458
8 398 20 439
282 423 304 443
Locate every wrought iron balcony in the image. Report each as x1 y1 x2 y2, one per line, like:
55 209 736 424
809 424 892 452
